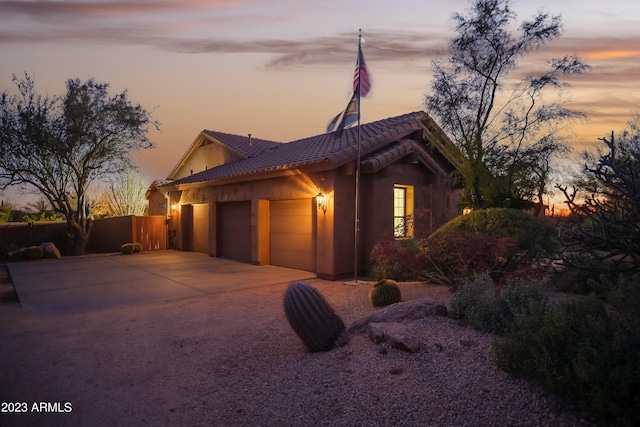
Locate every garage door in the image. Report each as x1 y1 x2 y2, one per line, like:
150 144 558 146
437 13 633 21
270 199 316 272
192 204 210 254
217 201 252 262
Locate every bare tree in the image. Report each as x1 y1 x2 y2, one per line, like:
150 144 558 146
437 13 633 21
92 168 149 217
0 74 158 255
558 117 640 277
425 0 589 209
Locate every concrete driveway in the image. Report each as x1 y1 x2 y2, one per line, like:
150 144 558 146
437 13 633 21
7 251 315 316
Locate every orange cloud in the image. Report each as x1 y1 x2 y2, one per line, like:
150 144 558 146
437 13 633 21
582 50 640 60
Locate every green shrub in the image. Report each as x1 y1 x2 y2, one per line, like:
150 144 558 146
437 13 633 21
501 281 547 312
369 262 403 282
550 260 594 294
495 292 640 425
551 251 621 297
450 273 548 335
120 243 135 255
608 273 640 323
1 238 22 261
450 273 504 333
8 249 25 262
434 208 560 255
368 279 402 307
7 246 43 261
132 242 143 253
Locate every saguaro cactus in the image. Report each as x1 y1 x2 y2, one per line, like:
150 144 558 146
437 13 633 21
283 281 349 352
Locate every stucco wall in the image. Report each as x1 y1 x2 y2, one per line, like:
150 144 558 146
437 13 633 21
359 160 461 274
172 142 242 180
168 160 460 279
331 171 358 278
171 171 334 274
332 159 461 279
147 190 167 216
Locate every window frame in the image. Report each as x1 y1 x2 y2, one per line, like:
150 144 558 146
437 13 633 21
393 184 414 238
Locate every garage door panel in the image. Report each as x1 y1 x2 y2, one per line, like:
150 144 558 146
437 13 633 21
272 201 310 217
218 201 251 262
270 233 312 251
192 204 209 254
270 199 316 272
270 218 310 234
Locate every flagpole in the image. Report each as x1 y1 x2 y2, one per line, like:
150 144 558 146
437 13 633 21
353 29 362 283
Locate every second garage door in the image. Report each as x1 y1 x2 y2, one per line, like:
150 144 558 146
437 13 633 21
270 199 316 272
217 201 252 262
192 204 210 254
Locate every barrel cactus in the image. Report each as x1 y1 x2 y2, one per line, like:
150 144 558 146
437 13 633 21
369 279 402 307
283 281 349 352
24 246 44 260
132 242 143 253
120 243 135 255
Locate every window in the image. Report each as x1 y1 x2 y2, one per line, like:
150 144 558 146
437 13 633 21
394 185 414 238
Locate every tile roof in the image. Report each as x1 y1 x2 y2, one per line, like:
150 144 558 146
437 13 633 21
164 111 446 187
200 130 281 158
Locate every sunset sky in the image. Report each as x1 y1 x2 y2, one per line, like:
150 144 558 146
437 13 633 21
1 0 639 206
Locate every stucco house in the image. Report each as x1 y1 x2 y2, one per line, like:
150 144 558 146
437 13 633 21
148 111 462 279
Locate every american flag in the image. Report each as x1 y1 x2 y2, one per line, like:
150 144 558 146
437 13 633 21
353 43 371 98
326 34 372 134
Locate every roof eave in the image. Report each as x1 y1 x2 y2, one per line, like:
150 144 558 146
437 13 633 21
360 139 451 178
164 158 335 191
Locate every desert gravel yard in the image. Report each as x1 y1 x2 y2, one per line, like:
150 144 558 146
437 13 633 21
0 274 593 426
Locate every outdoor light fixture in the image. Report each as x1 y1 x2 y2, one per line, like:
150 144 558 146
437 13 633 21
316 192 328 214
171 203 177 211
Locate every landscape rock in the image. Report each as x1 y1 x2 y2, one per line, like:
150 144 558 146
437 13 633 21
349 298 448 334
40 242 62 259
368 322 423 353
376 343 388 354
389 367 404 375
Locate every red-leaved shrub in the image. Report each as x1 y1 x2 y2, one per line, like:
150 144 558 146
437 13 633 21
419 230 521 289
369 238 422 281
369 230 542 287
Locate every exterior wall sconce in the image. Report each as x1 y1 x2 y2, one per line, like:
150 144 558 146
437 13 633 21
171 203 177 212
316 192 328 214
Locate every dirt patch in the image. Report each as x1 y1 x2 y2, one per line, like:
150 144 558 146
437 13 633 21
0 279 589 426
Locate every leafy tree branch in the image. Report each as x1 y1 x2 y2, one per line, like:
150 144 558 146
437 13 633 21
0 73 159 255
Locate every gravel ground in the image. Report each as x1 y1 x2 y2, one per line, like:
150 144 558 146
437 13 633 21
0 275 592 427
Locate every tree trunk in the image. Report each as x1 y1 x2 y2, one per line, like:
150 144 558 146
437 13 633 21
67 217 93 256
532 164 548 217
532 202 544 217
472 175 484 210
